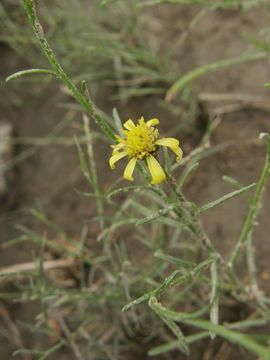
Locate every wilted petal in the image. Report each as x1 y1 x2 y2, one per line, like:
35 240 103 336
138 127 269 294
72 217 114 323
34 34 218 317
156 138 183 162
146 155 166 185
123 157 137 181
146 118 159 127
123 119 135 131
109 151 127 169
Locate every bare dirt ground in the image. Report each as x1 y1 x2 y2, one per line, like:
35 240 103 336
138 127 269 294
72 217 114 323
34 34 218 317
1 3 270 359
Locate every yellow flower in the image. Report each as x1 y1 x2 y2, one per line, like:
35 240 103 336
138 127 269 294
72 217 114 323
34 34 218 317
109 117 183 185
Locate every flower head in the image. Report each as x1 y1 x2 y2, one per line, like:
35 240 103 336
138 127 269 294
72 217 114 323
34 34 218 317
109 117 183 184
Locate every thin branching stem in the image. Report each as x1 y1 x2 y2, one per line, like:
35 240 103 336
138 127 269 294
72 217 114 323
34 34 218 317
22 0 115 141
166 174 218 256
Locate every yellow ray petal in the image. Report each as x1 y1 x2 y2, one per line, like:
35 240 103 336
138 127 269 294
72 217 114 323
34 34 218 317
123 157 137 181
156 138 183 162
146 118 159 127
146 155 166 185
109 151 128 169
112 142 125 154
123 119 135 131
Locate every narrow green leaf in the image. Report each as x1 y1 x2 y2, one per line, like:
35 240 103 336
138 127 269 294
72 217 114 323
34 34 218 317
160 316 189 355
148 331 209 356
131 200 153 216
106 185 147 199
209 260 219 339
74 136 93 185
136 204 176 225
222 175 244 190
198 183 256 214
163 147 172 174
112 108 123 134
166 52 266 102
6 69 56 82
142 188 167 207
122 293 150 312
178 162 199 189
97 218 138 242
227 318 268 330
75 190 104 199
155 217 183 228
154 251 195 268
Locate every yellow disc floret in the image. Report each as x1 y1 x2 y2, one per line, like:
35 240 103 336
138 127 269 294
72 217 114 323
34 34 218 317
123 118 159 159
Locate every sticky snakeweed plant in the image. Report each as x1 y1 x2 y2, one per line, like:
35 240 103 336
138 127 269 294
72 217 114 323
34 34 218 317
109 117 183 184
4 0 270 359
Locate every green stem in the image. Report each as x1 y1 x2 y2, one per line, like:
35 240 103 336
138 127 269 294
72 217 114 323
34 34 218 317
246 234 259 296
22 0 115 141
83 116 105 230
228 135 270 268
